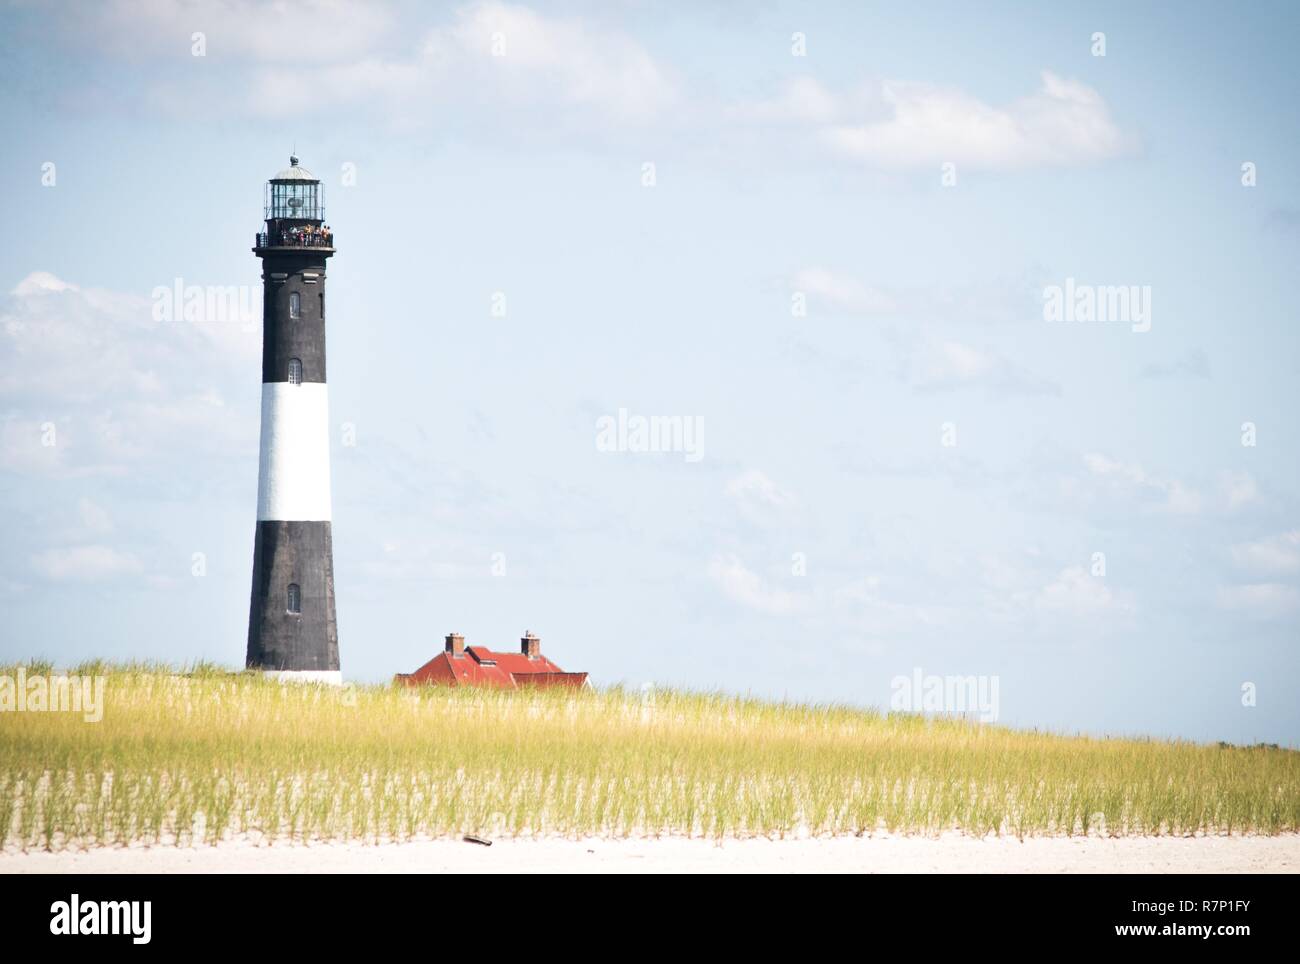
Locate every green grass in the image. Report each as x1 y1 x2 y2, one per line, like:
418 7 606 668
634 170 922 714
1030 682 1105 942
1 662 1297 849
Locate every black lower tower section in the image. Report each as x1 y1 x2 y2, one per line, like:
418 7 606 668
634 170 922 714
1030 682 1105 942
247 521 339 672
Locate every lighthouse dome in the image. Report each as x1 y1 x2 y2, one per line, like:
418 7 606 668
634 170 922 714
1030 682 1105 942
271 155 319 183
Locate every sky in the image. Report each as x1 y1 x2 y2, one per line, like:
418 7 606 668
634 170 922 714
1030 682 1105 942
1 0 1297 745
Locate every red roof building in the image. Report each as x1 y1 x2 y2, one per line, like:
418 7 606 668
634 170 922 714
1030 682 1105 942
395 632 589 689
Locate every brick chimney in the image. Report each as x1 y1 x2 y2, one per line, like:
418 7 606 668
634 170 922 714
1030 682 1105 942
445 632 465 659
521 631 540 660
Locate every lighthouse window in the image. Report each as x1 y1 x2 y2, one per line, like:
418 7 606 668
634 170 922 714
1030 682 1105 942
286 583 301 614
319 293 324 319
289 291 301 319
288 358 302 384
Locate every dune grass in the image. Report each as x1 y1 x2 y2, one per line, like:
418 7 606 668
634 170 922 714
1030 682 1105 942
0 661 1297 850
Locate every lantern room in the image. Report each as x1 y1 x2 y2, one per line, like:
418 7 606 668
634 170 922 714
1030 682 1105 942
265 155 323 221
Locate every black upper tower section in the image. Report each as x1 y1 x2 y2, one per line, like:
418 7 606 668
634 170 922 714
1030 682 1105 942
254 156 335 385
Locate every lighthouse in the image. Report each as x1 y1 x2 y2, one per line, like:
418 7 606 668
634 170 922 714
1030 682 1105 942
246 156 341 684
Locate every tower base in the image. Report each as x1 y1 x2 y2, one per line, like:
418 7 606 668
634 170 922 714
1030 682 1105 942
247 520 340 675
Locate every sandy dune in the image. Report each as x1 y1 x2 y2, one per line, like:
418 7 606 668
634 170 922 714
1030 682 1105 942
3 833 1298 873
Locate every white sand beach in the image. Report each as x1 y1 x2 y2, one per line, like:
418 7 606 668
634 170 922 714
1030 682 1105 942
3 833 1297 874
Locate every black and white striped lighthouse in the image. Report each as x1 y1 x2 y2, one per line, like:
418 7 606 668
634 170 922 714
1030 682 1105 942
246 156 341 684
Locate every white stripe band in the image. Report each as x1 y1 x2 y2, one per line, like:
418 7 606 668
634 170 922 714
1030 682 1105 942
256 382 333 521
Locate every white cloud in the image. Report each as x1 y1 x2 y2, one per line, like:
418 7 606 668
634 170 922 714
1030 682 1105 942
0 272 254 477
12 272 77 297
64 2 680 128
790 269 1055 394
31 545 143 582
735 76 842 125
439 1 677 117
821 71 1129 170
725 469 796 521
68 7 1124 168
708 554 808 614
1 418 67 476
1231 531 1300 574
793 267 896 316
831 575 956 634
832 574 883 603
791 267 1041 325
1220 470 1258 510
359 537 491 583
1034 566 1130 617
922 340 993 381
911 338 1058 395
1216 583 1300 620
1139 348 1210 380
1081 453 1202 515
77 498 114 535
91 0 396 64
240 1 679 123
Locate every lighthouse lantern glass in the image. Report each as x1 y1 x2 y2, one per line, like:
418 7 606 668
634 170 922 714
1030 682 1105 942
265 180 323 221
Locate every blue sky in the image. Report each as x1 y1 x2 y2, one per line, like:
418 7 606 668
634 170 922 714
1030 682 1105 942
1 0 1297 744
